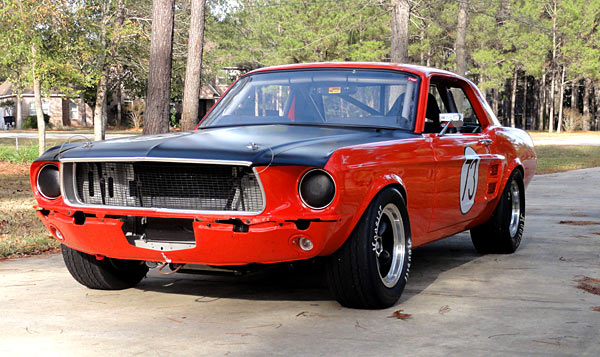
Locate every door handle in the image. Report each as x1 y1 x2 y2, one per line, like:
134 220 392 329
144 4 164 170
479 139 492 146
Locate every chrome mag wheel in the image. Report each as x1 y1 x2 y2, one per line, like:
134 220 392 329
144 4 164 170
508 179 520 237
373 203 406 288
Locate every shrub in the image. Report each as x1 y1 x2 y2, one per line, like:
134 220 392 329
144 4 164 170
22 114 51 129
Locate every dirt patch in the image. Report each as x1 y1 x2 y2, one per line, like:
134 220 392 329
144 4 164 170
574 276 600 295
0 161 58 257
0 246 60 261
593 232 600 236
0 161 30 177
559 220 600 226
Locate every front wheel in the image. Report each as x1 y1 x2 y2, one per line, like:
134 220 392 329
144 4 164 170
326 187 411 309
61 245 148 290
470 169 525 254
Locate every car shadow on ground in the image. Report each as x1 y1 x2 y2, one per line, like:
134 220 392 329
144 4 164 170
135 232 481 305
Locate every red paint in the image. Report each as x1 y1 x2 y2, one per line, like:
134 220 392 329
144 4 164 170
32 63 536 265
288 97 295 121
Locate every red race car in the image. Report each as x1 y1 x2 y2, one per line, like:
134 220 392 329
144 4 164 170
30 63 536 309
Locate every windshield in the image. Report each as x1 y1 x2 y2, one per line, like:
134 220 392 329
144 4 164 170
200 69 420 130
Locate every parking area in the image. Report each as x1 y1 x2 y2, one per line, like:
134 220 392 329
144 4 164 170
1 168 599 356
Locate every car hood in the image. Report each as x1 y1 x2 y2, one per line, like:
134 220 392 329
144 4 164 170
39 124 419 168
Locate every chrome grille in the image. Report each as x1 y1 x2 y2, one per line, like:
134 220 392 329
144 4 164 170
62 161 264 213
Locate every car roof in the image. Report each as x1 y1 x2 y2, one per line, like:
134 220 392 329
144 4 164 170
246 62 461 79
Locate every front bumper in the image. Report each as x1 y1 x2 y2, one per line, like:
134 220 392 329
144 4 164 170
37 209 344 265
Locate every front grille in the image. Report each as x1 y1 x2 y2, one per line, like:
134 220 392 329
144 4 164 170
62 161 264 213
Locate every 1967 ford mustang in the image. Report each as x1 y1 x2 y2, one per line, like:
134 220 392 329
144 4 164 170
30 62 536 309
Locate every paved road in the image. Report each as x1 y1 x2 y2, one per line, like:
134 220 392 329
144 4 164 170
532 134 600 146
1 168 599 356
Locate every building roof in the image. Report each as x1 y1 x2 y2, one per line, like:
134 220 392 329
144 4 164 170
0 80 64 99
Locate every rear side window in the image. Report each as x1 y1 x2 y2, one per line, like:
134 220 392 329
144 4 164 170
448 87 479 126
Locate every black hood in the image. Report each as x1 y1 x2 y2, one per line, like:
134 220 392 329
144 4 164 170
38 124 419 168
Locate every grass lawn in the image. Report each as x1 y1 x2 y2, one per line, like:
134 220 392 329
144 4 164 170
0 161 59 259
0 139 65 163
535 145 600 174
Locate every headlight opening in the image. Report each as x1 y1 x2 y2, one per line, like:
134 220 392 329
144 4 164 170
299 169 336 210
37 163 61 200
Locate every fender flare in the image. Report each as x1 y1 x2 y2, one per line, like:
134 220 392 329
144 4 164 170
327 173 408 254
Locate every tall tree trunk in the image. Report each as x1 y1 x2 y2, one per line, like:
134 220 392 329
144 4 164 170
15 92 22 130
116 82 122 127
540 73 546 131
583 78 591 131
144 0 175 135
510 69 517 128
595 85 600 131
31 45 45 156
181 0 207 131
571 80 578 112
549 1 557 133
492 87 499 119
79 93 87 127
115 0 125 128
533 79 539 130
455 0 468 76
391 0 410 63
94 71 108 141
549 69 556 133
557 66 565 133
93 1 109 141
419 28 425 65
522 75 527 128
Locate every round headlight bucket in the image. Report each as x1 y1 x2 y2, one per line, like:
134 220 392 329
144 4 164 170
37 163 60 200
299 169 336 210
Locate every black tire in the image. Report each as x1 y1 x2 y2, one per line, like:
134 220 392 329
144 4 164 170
61 244 148 290
470 169 525 254
326 187 411 309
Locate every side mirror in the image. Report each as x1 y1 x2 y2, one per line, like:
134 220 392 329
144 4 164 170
438 113 464 136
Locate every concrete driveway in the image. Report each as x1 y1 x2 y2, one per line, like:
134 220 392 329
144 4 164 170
1 168 599 356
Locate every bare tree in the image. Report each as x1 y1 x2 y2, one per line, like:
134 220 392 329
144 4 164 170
510 69 517 128
583 78 592 130
391 0 410 63
181 0 207 131
31 44 45 156
455 0 468 76
144 0 175 135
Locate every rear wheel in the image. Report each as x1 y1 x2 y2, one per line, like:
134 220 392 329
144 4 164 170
470 170 525 254
61 244 148 290
326 187 411 309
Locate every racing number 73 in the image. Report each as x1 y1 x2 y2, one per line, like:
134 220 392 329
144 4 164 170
460 146 481 215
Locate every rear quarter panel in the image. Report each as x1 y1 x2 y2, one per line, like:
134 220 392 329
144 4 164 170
487 126 537 189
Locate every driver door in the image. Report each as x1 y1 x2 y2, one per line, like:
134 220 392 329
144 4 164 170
428 79 494 232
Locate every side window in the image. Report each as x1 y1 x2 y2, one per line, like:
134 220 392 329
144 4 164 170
448 86 481 130
423 84 450 133
428 85 449 113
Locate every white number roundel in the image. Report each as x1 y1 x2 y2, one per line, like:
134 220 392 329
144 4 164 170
460 146 480 214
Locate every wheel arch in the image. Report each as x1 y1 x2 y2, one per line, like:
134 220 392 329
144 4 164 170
342 174 409 248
